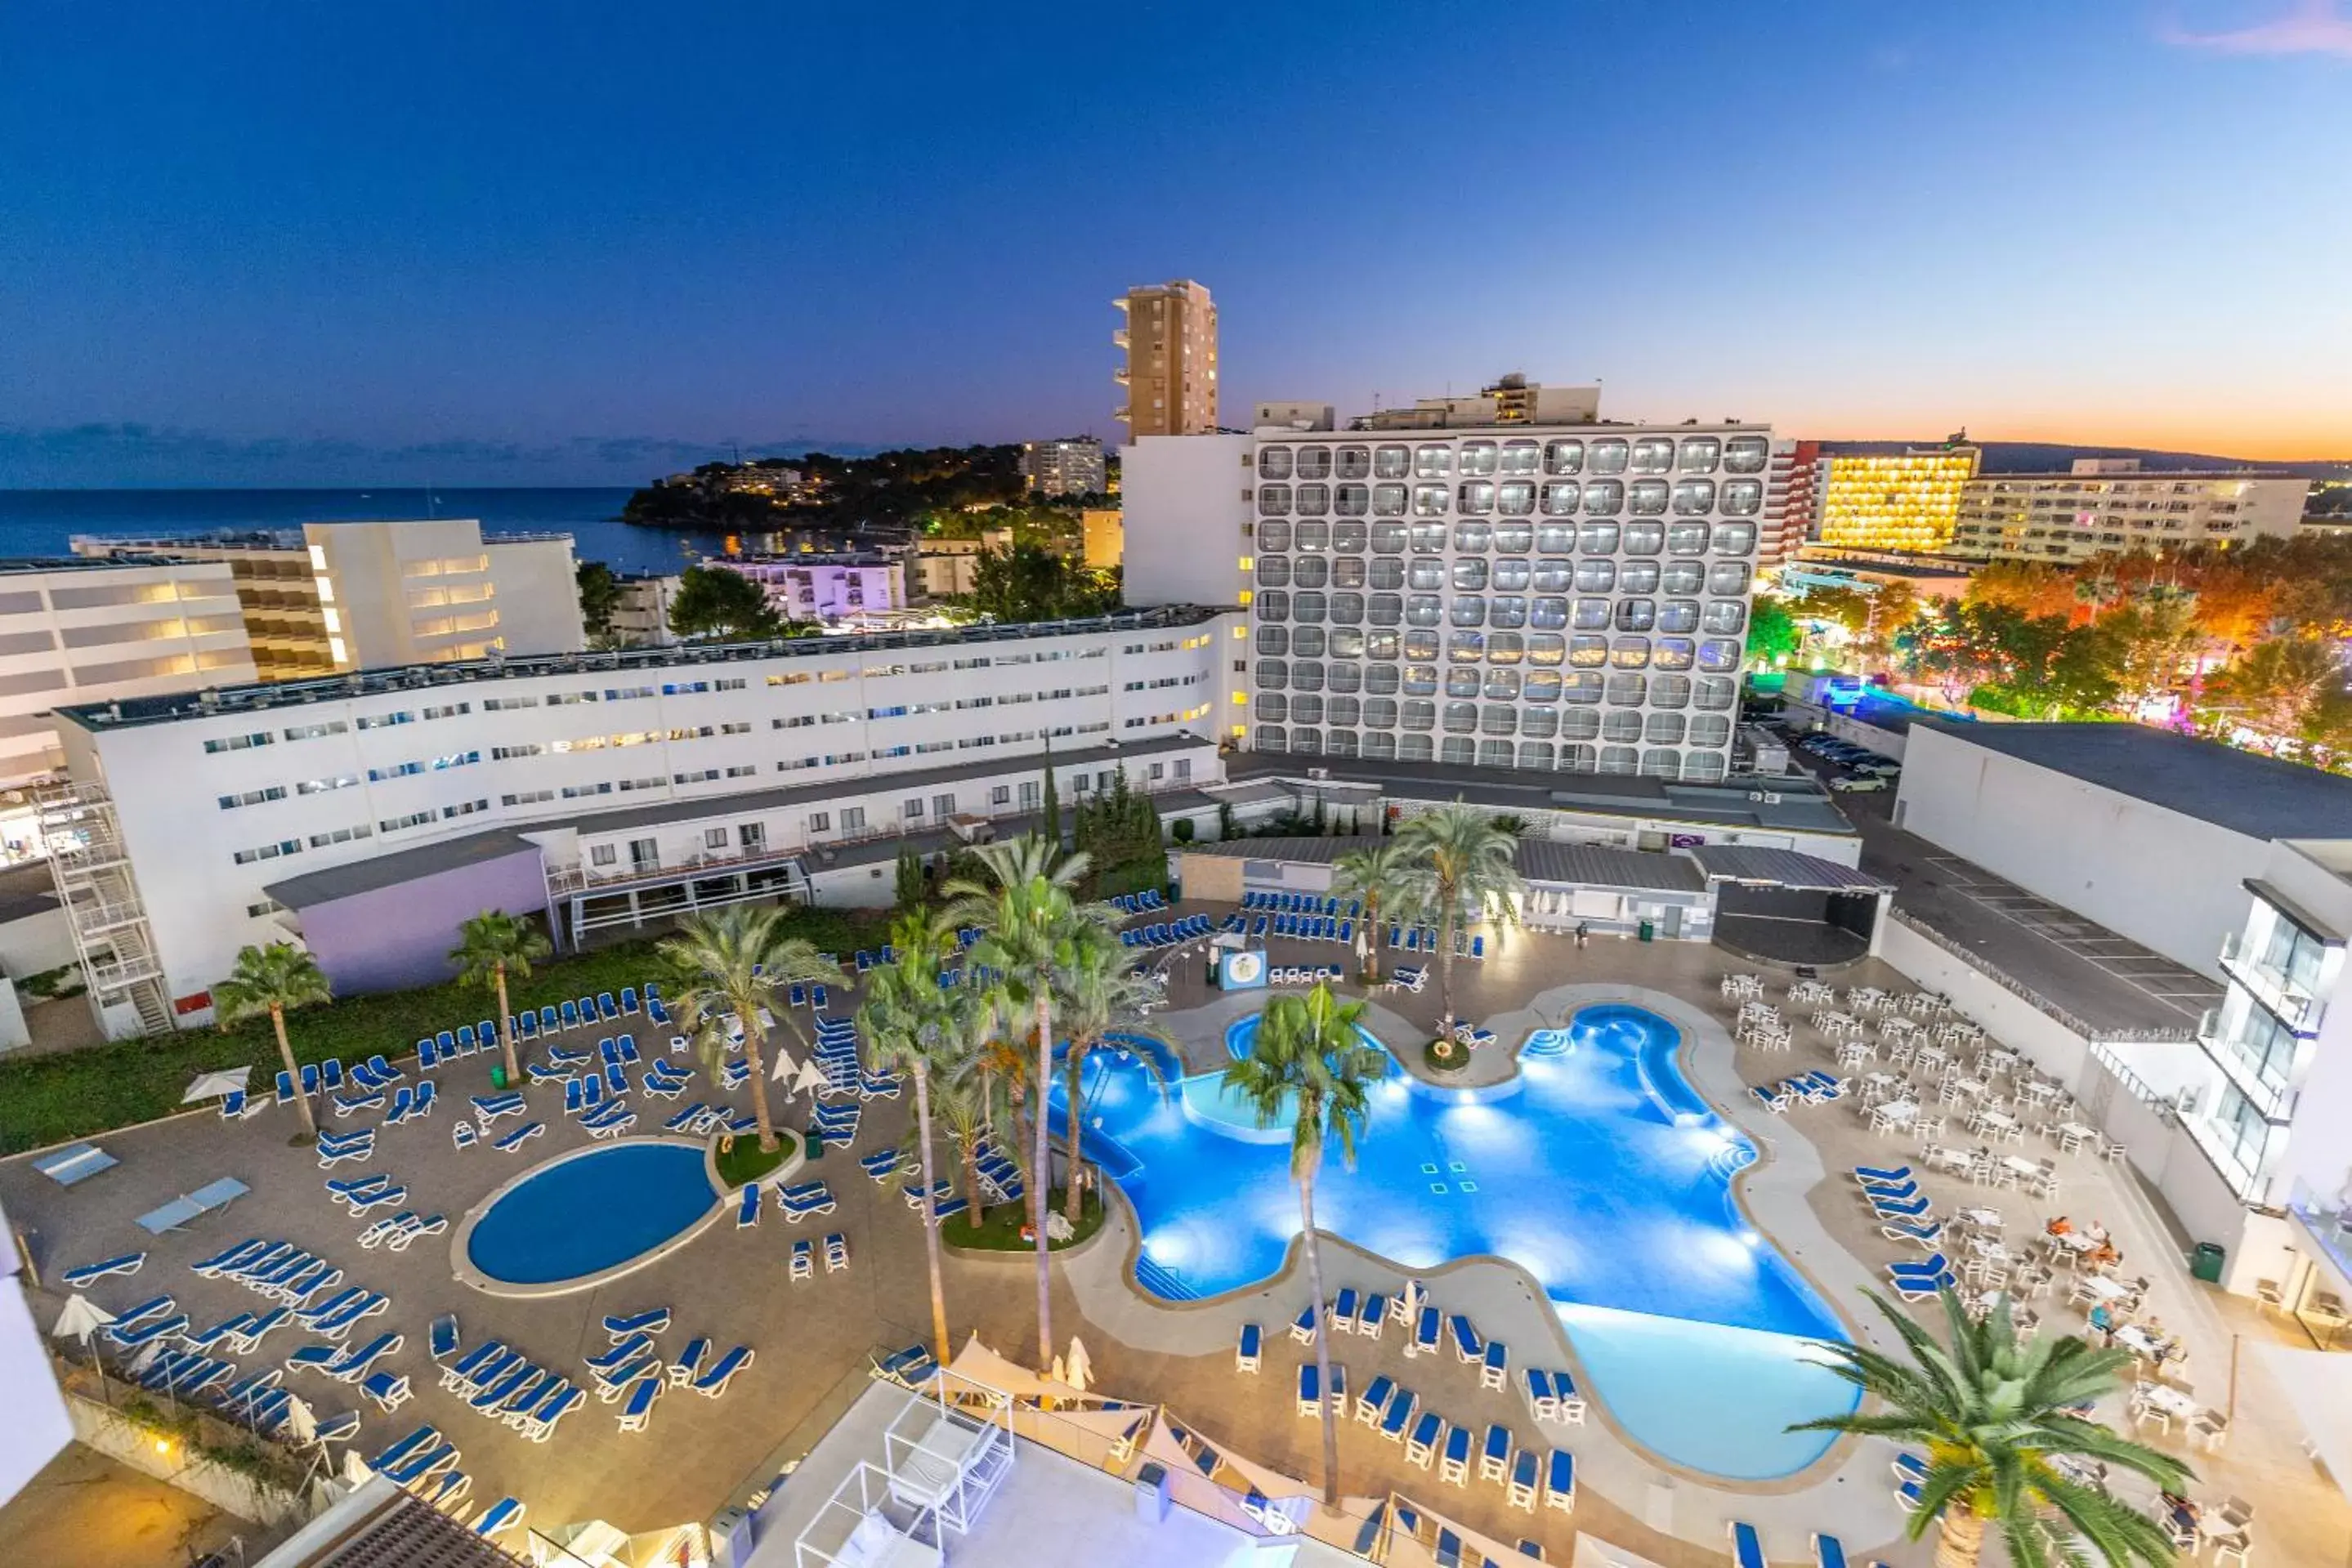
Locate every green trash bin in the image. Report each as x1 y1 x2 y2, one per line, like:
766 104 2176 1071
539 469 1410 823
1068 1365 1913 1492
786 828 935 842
2191 1241 2225 1284
1638 918 1655 943
489 1063 508 1091
804 1128 824 1160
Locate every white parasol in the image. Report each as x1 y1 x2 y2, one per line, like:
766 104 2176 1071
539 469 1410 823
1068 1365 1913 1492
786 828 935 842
1402 1278 1427 1322
1050 1354 1066 1386
281 1393 318 1445
790 1058 830 1097
342 1448 374 1487
770 1047 798 1083
50 1293 114 1343
1064 1334 1093 1394
181 1067 252 1103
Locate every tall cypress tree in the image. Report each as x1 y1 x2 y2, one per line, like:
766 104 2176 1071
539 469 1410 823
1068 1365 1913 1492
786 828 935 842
1038 741 1062 851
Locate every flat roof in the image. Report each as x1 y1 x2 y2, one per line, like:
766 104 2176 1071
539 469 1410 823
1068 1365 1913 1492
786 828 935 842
264 828 539 909
55 604 1233 730
1224 753 1858 837
1916 721 2352 843
1183 832 1709 892
1688 844 1893 892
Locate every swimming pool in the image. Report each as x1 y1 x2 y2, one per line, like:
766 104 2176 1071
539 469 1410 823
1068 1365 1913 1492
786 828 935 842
1053 1004 1858 1478
459 1141 722 1296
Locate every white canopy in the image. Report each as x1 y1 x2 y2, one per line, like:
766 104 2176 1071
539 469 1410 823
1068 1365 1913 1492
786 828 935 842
281 1393 319 1445
790 1058 829 1097
770 1047 798 1083
2255 1342 2352 1502
1064 1334 1093 1393
50 1293 114 1342
181 1067 252 1103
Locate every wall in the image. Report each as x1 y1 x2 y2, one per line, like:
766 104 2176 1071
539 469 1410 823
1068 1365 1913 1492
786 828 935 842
292 845 552 994
1119 435 1250 610
1879 914 2095 1088
1783 699 1908 762
1894 726 2262 975
0 1269 70 1507
68 1395 312 1526
0 901 74 980
487 536 588 655
1174 852 1243 904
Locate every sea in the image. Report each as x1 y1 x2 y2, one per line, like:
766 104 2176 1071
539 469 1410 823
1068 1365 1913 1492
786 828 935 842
0 489 739 575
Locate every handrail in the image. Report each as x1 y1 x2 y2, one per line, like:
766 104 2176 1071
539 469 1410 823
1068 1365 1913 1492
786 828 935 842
1886 906 2196 1045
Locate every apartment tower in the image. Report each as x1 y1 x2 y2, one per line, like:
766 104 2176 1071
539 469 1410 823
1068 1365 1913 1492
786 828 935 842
1115 280 1218 437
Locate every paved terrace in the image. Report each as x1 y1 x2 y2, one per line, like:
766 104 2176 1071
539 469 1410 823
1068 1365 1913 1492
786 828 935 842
2 912 2342 1566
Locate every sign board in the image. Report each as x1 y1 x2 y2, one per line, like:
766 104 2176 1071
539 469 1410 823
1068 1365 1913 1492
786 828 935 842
1218 949 1268 990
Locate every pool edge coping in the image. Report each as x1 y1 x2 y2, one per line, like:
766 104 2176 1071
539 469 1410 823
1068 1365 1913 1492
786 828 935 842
449 1132 797 1300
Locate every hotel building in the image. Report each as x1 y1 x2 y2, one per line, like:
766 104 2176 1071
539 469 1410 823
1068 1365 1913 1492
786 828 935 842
0 558 257 788
1113 280 1218 438
73 519 584 680
711 556 910 625
1124 409 1771 783
1018 437 1108 498
1761 439 1822 568
1948 460 2310 564
47 608 1239 1033
1812 442 1981 552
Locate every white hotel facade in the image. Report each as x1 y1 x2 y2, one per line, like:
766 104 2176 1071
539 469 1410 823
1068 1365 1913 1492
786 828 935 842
1124 416 1770 782
51 609 1238 1034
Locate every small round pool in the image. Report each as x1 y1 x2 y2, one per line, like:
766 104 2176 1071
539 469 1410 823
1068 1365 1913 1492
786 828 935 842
459 1141 722 1297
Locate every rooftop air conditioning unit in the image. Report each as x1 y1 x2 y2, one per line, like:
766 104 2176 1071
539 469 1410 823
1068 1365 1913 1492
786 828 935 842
1308 767 1330 781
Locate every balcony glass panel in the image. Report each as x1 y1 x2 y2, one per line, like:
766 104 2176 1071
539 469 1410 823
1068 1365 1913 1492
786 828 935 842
1375 444 1411 479
1259 447 1294 480
1544 440 1585 476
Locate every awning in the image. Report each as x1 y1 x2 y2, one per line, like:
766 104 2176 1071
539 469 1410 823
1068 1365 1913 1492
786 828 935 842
1688 845 1894 893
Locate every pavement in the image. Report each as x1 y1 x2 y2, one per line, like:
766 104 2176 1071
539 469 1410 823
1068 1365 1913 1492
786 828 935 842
0 1441 268 1567
2 908 2340 1568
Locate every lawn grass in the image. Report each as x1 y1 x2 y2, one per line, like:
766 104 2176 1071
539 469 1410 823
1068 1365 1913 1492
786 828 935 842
942 1186 1105 1253
713 1134 792 1188
0 903 891 1155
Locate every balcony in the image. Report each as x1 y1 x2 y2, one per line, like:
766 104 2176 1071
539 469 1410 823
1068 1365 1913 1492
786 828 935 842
2194 1010 2297 1122
1111 329 1129 349
2179 1105 2278 1206
2219 932 2325 1033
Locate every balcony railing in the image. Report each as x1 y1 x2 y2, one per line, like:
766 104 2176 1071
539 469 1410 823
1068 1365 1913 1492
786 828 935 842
2179 1106 2277 1207
2193 1011 2297 1123
2219 932 2324 1033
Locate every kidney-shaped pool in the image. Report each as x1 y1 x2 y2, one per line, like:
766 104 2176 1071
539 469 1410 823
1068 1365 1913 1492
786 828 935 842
458 1140 723 1296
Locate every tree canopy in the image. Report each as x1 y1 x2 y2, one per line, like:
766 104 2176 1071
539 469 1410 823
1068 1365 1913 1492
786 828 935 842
668 565 787 641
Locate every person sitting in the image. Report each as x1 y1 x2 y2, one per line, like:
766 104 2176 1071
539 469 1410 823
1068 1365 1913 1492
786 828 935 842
2088 1238 2122 1268
2159 1491 2201 1539
2088 1302 2117 1346
2046 1215 2074 1237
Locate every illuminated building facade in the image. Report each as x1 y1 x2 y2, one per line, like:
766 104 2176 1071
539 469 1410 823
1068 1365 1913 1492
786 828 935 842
1813 443 1981 552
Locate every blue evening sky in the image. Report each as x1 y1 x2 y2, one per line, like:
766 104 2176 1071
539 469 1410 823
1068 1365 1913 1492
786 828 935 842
2 2 2346 485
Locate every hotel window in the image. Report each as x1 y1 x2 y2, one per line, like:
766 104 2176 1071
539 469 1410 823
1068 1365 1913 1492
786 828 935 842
1412 484 1449 516
1451 559 1489 592
1543 440 1585 476
1697 640 1743 673
1290 695 1324 726
1413 444 1453 479
1295 483 1330 516
1584 480 1625 516
1614 600 1657 632
1612 637 1652 669
1255 726 1288 753
1456 442 1496 477
1292 592 1327 623
1254 626 1290 655
1295 445 1331 480
1259 446 1294 480
1630 438 1675 475
1563 672 1604 705
1401 700 1436 731
1258 484 1291 516
1621 561 1661 594
1292 627 1326 658
1573 561 1616 593
1666 520 1711 555
1397 734 1434 762
1256 555 1294 588
1707 561 1753 597
1457 481 1496 516
1570 596 1611 631
1450 598 1486 629
1629 480 1670 516
1696 677 1737 710
1589 439 1630 476
1368 592 1403 626
1518 741 1554 770
1374 444 1411 479
1364 663 1402 696
1721 480 1764 516
1527 634 1565 667
1330 592 1365 624
1540 480 1584 518
1531 561 1575 596
1713 521 1759 556
1289 662 1323 691
1401 629 1439 661
1640 749 1681 780
1524 670 1563 703
1569 636 1610 668
1479 704 1517 736
1670 480 1715 516
1491 559 1531 592
1675 436 1720 474
1256 590 1290 621
1623 520 1666 556
1500 440 1541 476
1724 435 1769 473
1336 446 1371 480
1442 701 1478 734
1362 697 1399 728
1488 597 1527 630
1370 522 1408 559
1657 601 1701 635
1451 520 1491 553
1484 664 1523 698
1331 555 1366 589
1403 664 1439 696
1335 483 1369 516
1294 519 1330 552
204 731 273 754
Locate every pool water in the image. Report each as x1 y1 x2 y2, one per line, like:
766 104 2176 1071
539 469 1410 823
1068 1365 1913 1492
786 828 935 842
1053 1005 1857 1478
464 1141 718 1288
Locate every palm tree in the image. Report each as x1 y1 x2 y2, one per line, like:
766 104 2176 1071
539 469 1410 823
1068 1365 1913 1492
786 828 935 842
1053 936 1170 1226
858 911 964 1364
214 942 333 1142
448 910 552 1087
1221 984 1384 1510
946 833 1094 1367
1791 1289 2189 1568
658 905 830 1155
1330 841 1418 985
930 1057 1000 1223
1394 803 1524 1028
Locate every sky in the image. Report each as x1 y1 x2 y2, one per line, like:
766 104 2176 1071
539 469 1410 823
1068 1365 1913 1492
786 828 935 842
2 1 2348 487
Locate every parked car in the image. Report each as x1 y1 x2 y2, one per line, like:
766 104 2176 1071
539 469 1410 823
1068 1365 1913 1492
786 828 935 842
1858 759 1903 777
1829 775 1889 793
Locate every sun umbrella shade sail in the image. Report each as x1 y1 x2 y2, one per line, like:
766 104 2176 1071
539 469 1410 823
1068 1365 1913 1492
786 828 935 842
181 1068 253 1103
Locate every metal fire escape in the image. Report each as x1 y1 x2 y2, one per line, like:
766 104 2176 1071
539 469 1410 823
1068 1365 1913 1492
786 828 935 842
35 779 176 1037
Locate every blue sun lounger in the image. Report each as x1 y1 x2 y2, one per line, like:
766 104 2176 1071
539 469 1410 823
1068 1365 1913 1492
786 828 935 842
1546 1449 1576 1510
1730 1522 1768 1568
1870 1194 1933 1218
136 1177 249 1235
604 1307 671 1338
491 1121 543 1153
618 1373 662 1432
475 1498 526 1537
1449 1314 1485 1363
61 1252 145 1288
34 1142 118 1186
1236 1322 1262 1373
1411 1306 1442 1356
1439 1422 1472 1482
1812 1534 1852 1568
690 1344 752 1398
1379 1385 1416 1440
1853 1164 1912 1185
1294 1363 1320 1415
736 1185 761 1227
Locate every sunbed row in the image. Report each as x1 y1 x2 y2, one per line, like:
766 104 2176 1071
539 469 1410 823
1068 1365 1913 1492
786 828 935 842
1749 1070 1849 1114
1120 914 1214 949
275 1052 405 1104
440 1338 586 1441
1271 964 1346 986
1250 914 1356 945
788 1231 851 1281
1241 891 1361 917
365 1423 470 1508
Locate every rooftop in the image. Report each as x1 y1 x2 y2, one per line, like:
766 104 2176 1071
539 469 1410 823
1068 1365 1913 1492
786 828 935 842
1916 721 2352 843
52 605 1234 731
1223 753 1857 837
0 554 220 577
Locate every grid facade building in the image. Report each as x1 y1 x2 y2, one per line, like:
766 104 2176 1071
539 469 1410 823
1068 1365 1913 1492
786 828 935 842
1243 425 1768 781
1813 444 1981 552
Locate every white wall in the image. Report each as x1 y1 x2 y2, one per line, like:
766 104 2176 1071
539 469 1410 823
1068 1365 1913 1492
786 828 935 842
487 536 588 655
0 1216 71 1507
1120 435 1251 609
1879 916 2094 1088
1894 726 2262 975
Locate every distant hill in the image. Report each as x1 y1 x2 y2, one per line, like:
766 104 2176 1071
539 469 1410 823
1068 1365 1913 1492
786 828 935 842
1816 439 2349 478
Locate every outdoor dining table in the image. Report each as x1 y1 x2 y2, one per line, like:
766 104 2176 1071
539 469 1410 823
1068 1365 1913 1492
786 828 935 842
1957 1205 2005 1229
2080 1271 2132 1303
2021 1079 2060 1106
2050 1229 2099 1255
1926 1146 1978 1173
2135 1380 2198 1419
2001 1155 2044 1179
1869 1100 1919 1133
2117 1325 2181 1365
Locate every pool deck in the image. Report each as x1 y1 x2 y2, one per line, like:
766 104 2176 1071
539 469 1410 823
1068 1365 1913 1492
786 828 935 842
4 906 2345 1566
